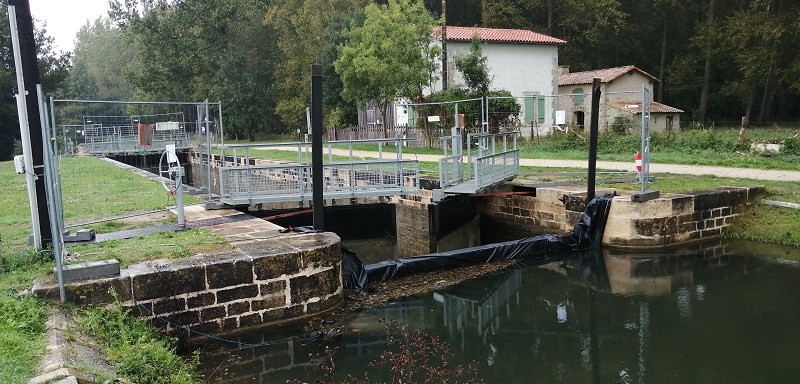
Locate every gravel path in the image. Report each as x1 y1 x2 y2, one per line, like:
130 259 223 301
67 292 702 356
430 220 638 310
261 146 800 182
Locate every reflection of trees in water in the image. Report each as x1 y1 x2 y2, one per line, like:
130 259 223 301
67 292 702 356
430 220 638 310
197 240 799 383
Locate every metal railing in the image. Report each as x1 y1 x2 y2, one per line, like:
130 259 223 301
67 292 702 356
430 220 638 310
216 138 420 205
84 124 191 154
436 131 519 195
438 133 464 188
474 149 520 189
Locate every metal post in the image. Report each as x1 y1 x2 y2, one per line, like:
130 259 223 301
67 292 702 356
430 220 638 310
587 78 601 204
176 186 185 228
9 2 52 247
39 86 66 303
311 64 324 231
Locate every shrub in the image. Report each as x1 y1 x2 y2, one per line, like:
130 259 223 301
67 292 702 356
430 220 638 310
79 302 199 384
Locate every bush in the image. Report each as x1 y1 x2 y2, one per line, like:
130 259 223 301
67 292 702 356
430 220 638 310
610 115 634 133
783 137 800 155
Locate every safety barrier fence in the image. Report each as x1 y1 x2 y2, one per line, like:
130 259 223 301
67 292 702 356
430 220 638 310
216 139 420 205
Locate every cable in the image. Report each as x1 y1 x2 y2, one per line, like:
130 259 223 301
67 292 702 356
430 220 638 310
65 203 206 229
116 277 328 348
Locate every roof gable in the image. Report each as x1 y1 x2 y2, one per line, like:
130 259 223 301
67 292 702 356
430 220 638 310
607 101 684 114
559 65 658 86
433 26 567 45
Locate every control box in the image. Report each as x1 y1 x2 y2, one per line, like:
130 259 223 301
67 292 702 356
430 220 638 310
13 155 25 174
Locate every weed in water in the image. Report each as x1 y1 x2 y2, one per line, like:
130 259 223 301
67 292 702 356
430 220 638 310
289 319 483 384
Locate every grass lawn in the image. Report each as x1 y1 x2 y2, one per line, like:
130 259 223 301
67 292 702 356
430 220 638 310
0 156 225 384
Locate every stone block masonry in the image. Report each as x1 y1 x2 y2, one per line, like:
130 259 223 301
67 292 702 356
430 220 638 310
479 184 765 249
33 207 343 338
603 186 766 248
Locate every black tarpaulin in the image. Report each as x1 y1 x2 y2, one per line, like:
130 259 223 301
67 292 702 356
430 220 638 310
343 193 614 290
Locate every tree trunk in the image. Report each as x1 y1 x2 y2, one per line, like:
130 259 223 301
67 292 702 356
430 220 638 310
758 59 775 122
658 14 667 103
697 0 715 123
379 99 389 139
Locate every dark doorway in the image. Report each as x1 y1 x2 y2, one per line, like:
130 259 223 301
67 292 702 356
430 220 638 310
575 111 585 128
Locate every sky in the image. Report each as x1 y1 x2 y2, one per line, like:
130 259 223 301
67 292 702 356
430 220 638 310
28 0 111 53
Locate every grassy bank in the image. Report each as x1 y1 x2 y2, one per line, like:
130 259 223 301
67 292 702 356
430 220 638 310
0 157 220 383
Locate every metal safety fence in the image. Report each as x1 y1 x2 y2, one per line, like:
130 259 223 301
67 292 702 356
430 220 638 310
215 138 420 206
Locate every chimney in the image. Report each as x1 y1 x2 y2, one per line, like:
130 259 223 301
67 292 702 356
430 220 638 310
558 65 570 76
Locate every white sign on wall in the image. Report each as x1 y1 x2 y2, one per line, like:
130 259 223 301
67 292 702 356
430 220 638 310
556 110 566 125
427 115 441 122
156 121 180 131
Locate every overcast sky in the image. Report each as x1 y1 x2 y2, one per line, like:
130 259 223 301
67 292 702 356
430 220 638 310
28 0 110 52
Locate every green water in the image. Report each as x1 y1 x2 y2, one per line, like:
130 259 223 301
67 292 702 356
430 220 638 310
196 239 800 383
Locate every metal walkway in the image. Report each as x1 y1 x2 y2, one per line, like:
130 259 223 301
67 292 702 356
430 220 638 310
215 139 420 206
438 132 520 199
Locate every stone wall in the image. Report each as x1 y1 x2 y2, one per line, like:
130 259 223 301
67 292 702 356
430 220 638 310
394 197 434 257
479 184 765 248
603 186 766 248
479 185 589 242
33 232 343 338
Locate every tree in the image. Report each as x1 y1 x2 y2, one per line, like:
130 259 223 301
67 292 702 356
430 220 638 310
68 17 134 100
265 0 368 131
0 1 71 160
335 0 440 136
454 36 491 93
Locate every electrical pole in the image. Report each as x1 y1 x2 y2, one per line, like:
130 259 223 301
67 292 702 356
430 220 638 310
9 0 52 248
441 0 448 91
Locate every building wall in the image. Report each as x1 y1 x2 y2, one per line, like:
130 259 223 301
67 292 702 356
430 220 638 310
429 41 560 127
557 72 655 131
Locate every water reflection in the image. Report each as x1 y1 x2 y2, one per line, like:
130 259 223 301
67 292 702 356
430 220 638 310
195 239 800 383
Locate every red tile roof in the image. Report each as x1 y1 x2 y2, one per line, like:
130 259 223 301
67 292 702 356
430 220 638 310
433 26 567 45
607 102 684 114
559 65 659 86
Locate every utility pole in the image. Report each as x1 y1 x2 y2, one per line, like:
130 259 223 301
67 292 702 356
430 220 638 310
441 0 448 90
9 0 52 248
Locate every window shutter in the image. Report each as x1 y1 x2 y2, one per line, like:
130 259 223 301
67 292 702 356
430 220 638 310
524 96 535 124
538 97 546 124
573 88 584 105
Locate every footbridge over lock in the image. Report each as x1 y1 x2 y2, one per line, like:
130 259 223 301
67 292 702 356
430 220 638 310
436 131 520 200
210 132 521 206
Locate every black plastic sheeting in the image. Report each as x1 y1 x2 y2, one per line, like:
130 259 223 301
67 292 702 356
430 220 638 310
343 193 614 291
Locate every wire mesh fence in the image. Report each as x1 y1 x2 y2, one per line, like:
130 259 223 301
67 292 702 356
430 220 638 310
43 99 223 235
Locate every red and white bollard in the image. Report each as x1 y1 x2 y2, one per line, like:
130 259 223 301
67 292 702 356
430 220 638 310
634 152 642 174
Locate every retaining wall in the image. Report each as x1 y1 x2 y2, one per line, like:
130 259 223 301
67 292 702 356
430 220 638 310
479 184 766 248
33 229 343 338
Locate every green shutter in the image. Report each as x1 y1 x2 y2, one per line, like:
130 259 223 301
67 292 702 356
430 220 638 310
524 96 535 124
573 88 584 105
407 106 414 128
538 97 546 124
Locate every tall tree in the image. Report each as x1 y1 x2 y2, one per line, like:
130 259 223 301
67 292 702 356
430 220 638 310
265 0 369 131
696 0 716 123
68 17 134 100
335 0 440 136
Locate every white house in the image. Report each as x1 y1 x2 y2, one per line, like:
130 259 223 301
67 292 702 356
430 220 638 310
557 65 683 133
360 26 567 132
430 26 567 130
